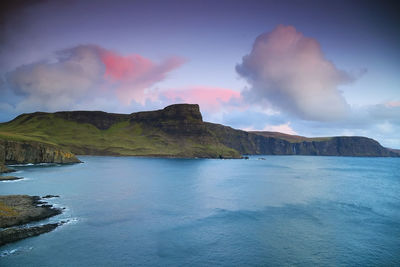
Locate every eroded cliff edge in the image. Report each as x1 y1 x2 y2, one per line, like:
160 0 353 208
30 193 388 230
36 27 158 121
0 140 81 172
206 123 399 157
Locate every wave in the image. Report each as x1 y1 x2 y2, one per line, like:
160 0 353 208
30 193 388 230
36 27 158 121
0 177 32 183
7 163 60 168
7 163 35 167
0 246 33 258
60 217 79 226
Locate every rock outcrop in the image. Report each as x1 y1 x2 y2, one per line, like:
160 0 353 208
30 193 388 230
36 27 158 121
0 164 10 173
0 223 61 246
0 195 62 228
0 140 81 167
0 195 63 246
130 104 206 135
0 176 22 181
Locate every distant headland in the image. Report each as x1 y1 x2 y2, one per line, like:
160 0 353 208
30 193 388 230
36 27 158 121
0 104 398 171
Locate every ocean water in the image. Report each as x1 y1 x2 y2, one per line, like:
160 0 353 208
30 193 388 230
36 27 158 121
1 156 399 266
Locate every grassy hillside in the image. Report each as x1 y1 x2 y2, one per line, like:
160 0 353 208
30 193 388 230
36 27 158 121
0 105 240 158
0 104 398 159
249 131 332 143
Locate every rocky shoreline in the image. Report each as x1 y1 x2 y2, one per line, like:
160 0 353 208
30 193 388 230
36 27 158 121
0 176 22 181
0 195 63 246
0 164 14 174
0 140 79 246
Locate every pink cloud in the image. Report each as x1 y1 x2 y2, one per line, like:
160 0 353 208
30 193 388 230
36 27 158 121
243 122 298 135
98 48 185 105
237 25 354 121
263 122 298 135
162 87 241 111
385 101 400 107
6 44 186 110
101 53 153 81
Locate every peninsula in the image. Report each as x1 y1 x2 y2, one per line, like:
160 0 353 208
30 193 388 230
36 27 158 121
0 104 398 171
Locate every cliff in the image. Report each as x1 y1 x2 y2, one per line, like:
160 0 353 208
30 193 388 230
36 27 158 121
0 140 81 172
206 123 399 157
0 104 398 161
0 142 11 172
0 104 240 160
0 140 81 164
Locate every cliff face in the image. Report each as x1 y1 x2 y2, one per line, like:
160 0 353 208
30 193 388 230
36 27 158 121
291 137 398 156
0 104 240 159
127 104 239 158
0 142 10 172
0 140 81 167
0 104 398 159
130 104 207 135
205 123 399 157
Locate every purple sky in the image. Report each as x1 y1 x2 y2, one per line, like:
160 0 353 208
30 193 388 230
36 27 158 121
1 0 399 148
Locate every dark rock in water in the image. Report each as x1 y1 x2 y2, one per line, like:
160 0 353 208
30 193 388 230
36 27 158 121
0 164 12 173
0 223 61 246
0 195 62 228
242 156 249 159
0 195 63 246
0 176 22 181
42 195 60 199
259 158 266 160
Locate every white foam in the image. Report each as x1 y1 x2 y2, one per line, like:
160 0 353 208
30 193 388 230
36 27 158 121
63 217 79 225
0 177 31 183
0 247 33 257
8 163 34 167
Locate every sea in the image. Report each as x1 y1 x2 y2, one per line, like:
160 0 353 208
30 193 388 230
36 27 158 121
1 155 399 266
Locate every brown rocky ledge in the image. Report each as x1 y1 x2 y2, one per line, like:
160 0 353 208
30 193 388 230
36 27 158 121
0 164 14 174
0 195 62 246
0 176 22 181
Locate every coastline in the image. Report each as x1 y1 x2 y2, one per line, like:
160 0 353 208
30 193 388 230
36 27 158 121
0 176 22 181
0 195 63 246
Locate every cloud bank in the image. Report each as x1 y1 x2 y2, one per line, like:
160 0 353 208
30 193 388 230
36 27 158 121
100 49 185 104
1 28 399 148
2 44 244 118
7 45 104 110
236 25 353 121
4 44 184 111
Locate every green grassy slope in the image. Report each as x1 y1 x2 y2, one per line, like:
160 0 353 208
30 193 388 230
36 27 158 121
0 104 398 159
0 106 240 158
249 131 332 143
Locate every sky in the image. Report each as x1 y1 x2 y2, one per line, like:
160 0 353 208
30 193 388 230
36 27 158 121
0 0 399 148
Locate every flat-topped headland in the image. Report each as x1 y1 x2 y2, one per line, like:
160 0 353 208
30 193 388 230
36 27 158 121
0 104 397 170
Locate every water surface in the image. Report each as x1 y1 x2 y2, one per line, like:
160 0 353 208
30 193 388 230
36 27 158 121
1 156 399 266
